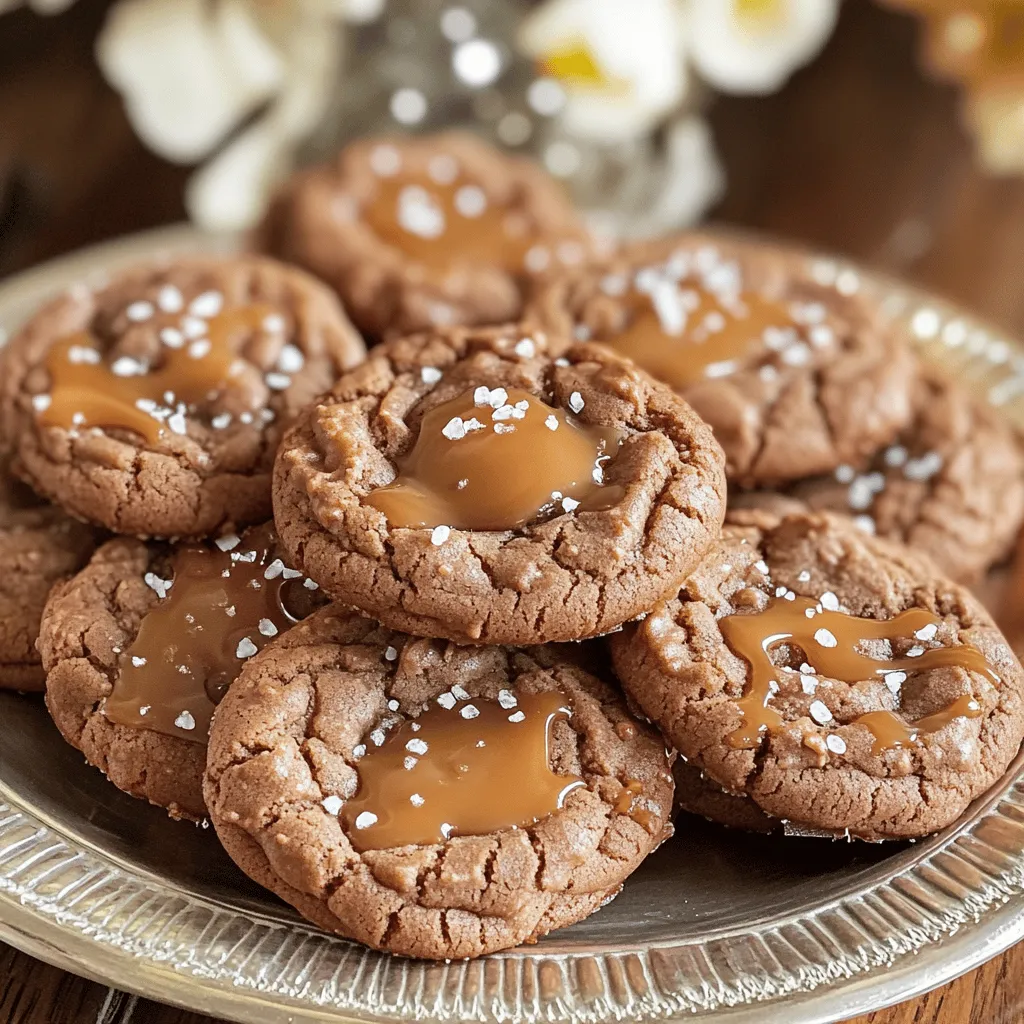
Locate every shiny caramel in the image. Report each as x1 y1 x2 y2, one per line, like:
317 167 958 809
338 690 584 851
719 595 997 752
364 386 623 531
104 524 316 743
605 286 796 389
363 170 534 272
38 303 277 445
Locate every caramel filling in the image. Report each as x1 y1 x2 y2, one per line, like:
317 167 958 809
363 168 534 272
719 595 996 752
605 286 796 389
364 386 623 531
104 524 318 743
339 690 584 852
37 302 280 445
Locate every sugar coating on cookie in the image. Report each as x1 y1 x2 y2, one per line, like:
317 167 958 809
38 524 321 819
272 324 727 645
610 510 1024 840
0 255 366 538
734 369 1024 583
528 234 918 487
204 608 674 959
0 467 98 691
257 133 595 339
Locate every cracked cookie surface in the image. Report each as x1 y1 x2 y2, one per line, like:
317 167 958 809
257 132 595 340
0 467 99 691
38 527 319 819
527 233 917 487
272 324 727 645
732 369 1024 583
0 255 365 538
610 510 1024 840
204 607 674 959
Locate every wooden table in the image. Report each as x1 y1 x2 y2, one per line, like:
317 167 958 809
2 2 1024 1021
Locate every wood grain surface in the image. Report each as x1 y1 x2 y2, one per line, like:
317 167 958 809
2 2 1023 1022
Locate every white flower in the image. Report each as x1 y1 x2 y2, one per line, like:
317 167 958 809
519 0 689 142
96 0 366 230
686 0 839 96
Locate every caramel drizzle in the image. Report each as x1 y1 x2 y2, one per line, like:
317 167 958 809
338 690 585 851
103 524 316 744
37 304 277 445
606 286 795 389
364 386 623 531
720 596 997 752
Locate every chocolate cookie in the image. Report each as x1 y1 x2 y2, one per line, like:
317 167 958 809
0 467 98 691
610 510 1024 840
672 760 776 833
733 370 1024 582
272 324 727 645
38 524 322 819
528 234 917 487
257 133 595 340
0 255 366 538
204 607 674 959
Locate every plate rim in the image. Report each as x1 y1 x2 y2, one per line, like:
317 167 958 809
2 225 1024 1024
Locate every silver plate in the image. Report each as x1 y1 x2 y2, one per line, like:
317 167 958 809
2 226 1024 1024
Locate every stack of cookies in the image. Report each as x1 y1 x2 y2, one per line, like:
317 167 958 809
2 132 1023 963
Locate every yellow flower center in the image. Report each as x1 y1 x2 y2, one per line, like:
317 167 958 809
538 39 609 86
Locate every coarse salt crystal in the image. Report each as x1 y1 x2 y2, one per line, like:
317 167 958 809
814 628 838 648
568 391 584 413
809 700 832 725
236 637 258 658
431 525 451 545
126 300 154 322
354 811 378 829
322 795 343 815
421 366 442 384
826 734 847 755
174 711 196 731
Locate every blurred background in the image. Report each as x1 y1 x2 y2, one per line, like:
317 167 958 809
4 0 1024 331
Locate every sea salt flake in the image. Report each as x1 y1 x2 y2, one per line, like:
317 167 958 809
907 645 926 657
514 338 536 358
258 618 278 637
431 525 451 545
303 578 319 590
798 571 811 582
826 734 847 755
160 327 184 348
370 729 386 746
385 646 398 661
236 637 258 658
568 391 584 413
410 793 425 806
126 300 154 322
277 345 305 374
754 560 770 575
451 684 471 701
265 372 291 391
437 692 456 709
460 704 480 719
442 416 466 440
814 628 838 649
388 699 400 712
545 415 559 431
354 811 378 830
264 559 285 579
508 711 526 723
352 744 366 758
809 700 833 725
885 671 906 693
189 291 224 318
144 572 172 599
68 346 100 364
174 711 196 731
494 423 514 434
322 795 343 815
835 464 855 484
406 738 428 755
281 567 303 579
181 316 207 340
131 656 146 667
800 674 817 694
215 534 240 551
211 412 232 429
915 623 938 641
31 394 51 412
820 591 840 611
421 366 442 384
498 689 517 709
404 756 418 770
111 356 146 377
561 496 580 512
